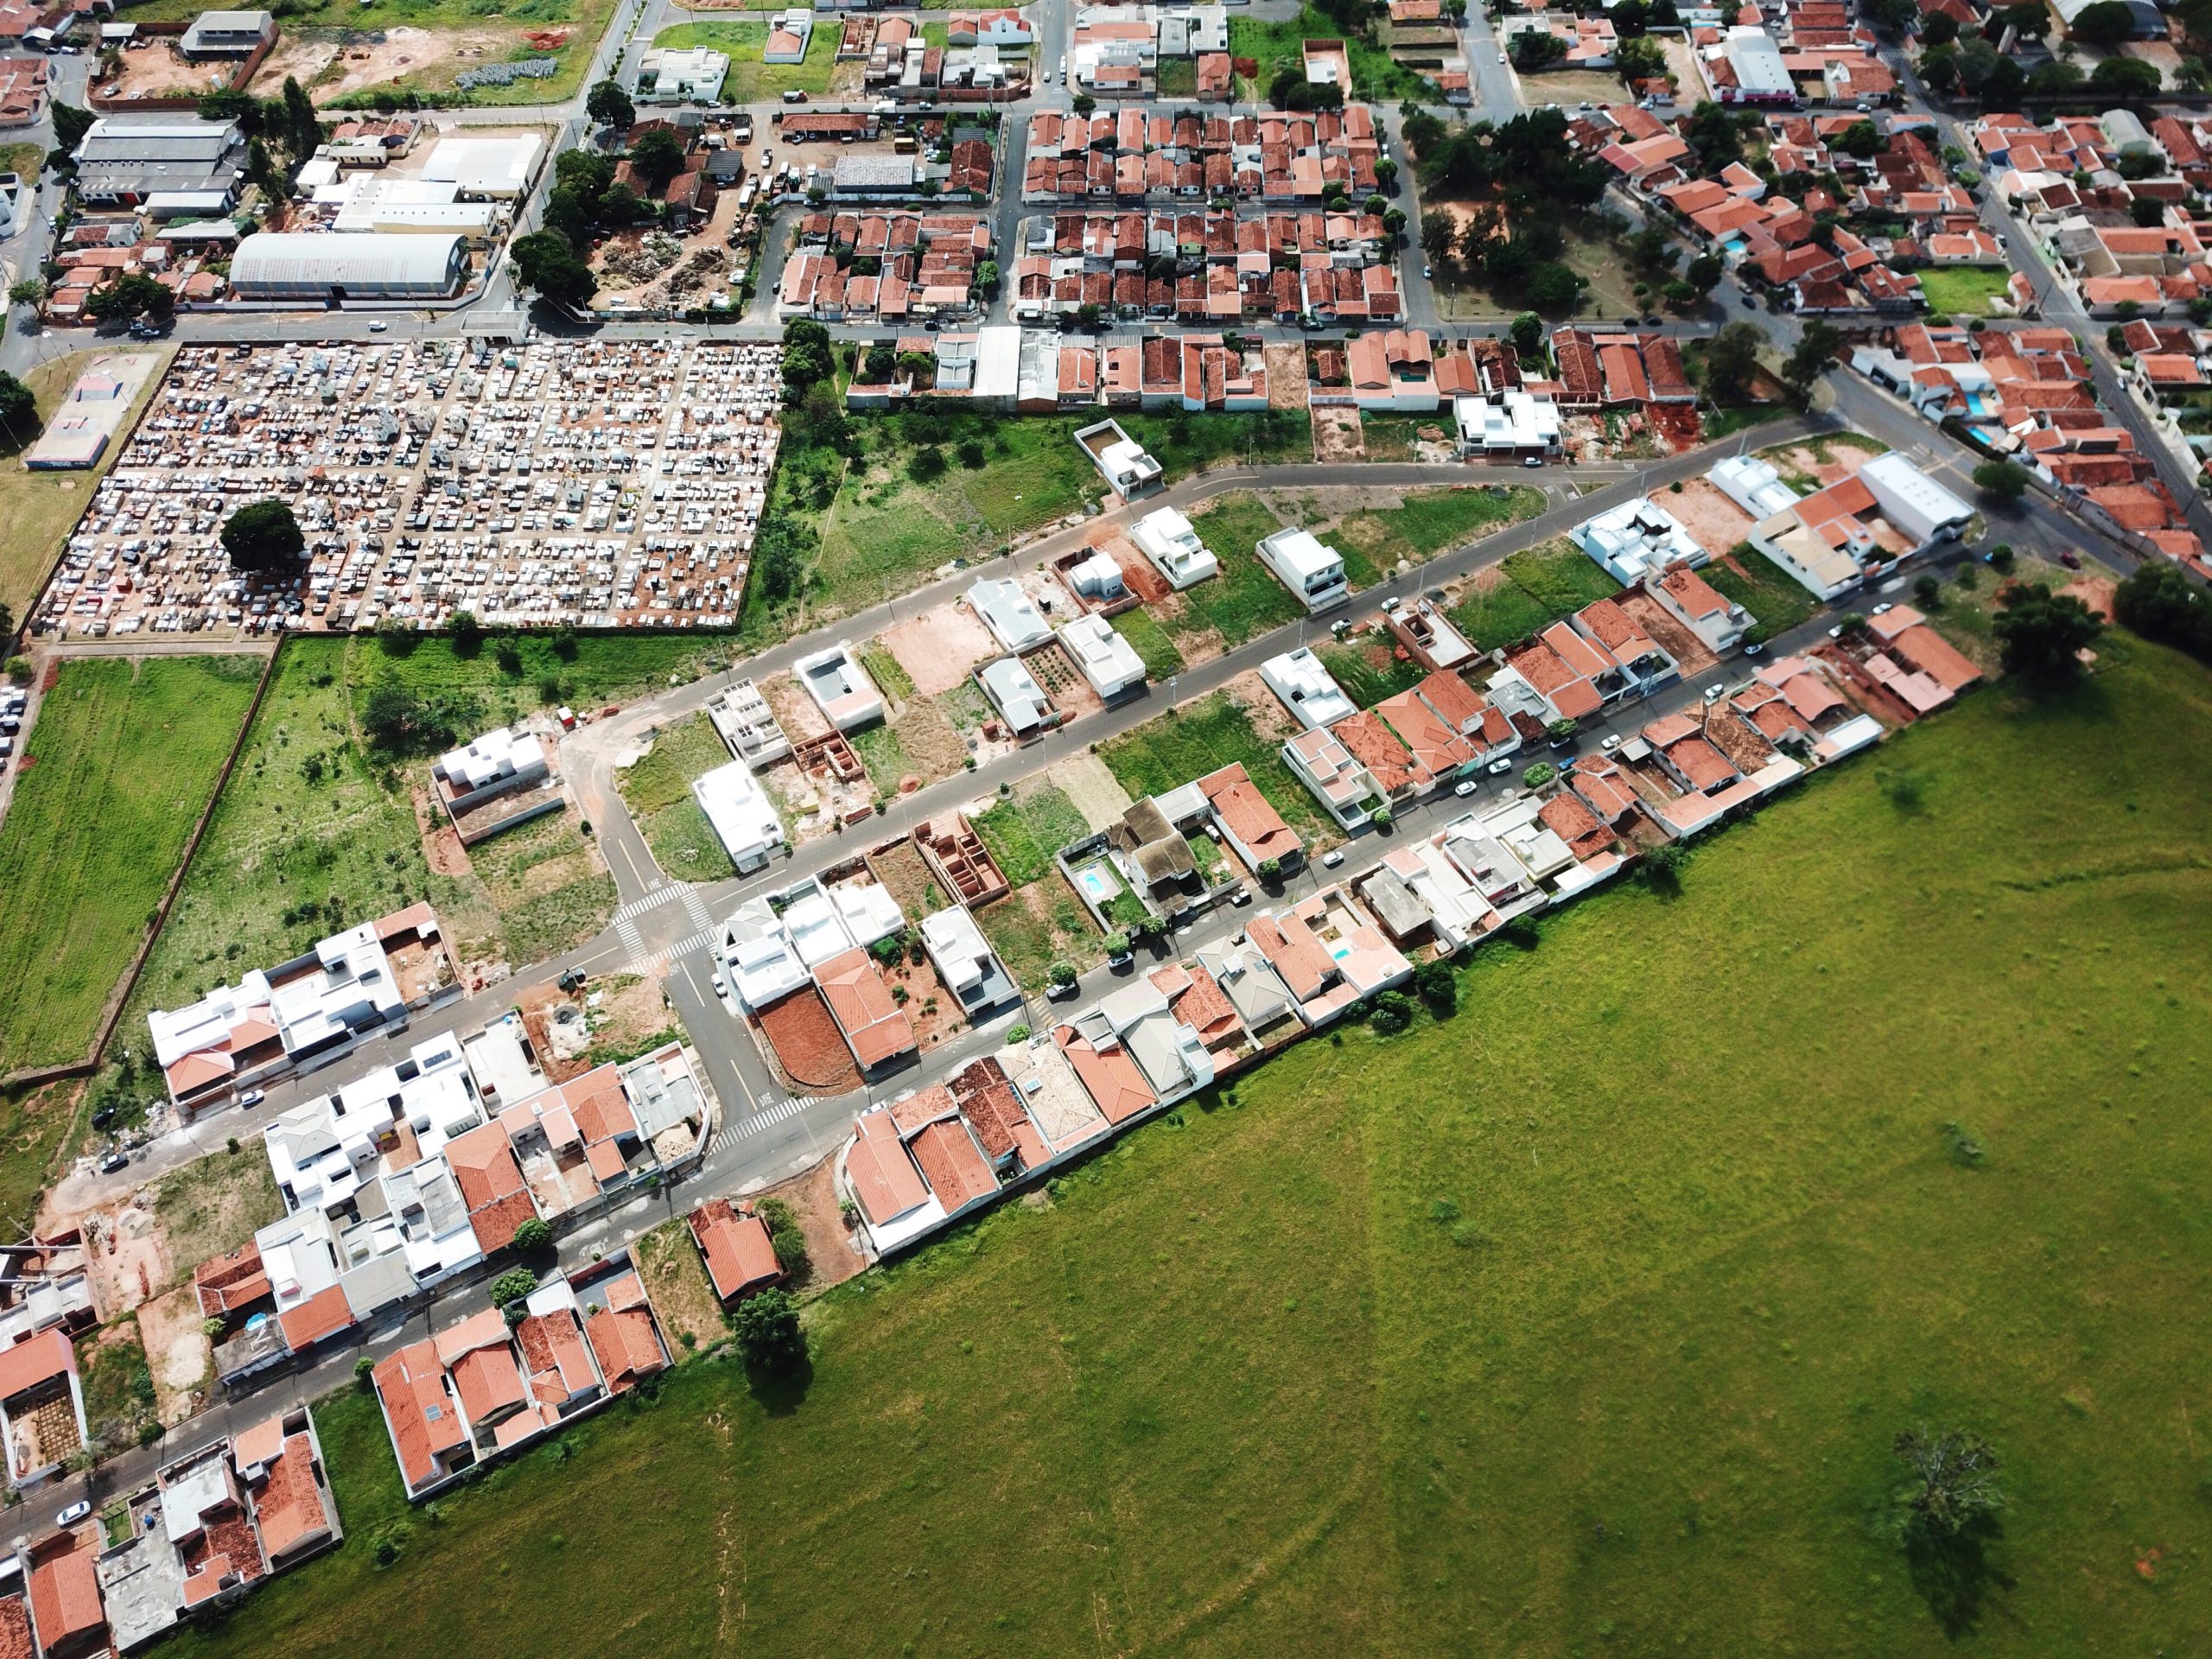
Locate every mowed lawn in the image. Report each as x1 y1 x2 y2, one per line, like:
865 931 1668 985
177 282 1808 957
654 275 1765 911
0 655 257 1074
652 20 839 100
187 643 2212 1658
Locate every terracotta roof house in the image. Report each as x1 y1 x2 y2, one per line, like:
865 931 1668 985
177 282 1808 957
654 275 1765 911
814 946 918 1074
1198 762 1304 869
443 1121 543 1255
688 1199 784 1304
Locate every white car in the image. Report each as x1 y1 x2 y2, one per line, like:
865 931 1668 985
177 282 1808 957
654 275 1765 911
1452 778 1479 797
1486 757 1514 775
1497 49 1508 62
1320 848 1345 868
1599 733 1623 753
711 972 729 999
54 1501 90 1529
1872 601 1893 615
367 320 388 333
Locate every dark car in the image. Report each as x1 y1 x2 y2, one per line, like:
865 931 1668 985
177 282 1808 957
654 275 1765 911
99 1149 129 1174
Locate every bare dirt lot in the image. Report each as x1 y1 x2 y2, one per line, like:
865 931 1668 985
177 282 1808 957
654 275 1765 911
1311 404 1365 463
880 601 999 696
592 193 744 311
249 25 537 102
137 1285 211 1427
756 990 865 1093
1044 752 1133 832
633 1217 728 1355
1263 344 1312 411
1758 432 1889 491
746 1156 868 1293
1662 479 1758 554
97 40 231 101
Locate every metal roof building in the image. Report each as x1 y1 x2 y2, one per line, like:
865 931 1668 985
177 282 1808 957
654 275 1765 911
231 232 470 300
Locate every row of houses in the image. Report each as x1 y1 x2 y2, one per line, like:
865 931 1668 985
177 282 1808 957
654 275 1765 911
830 594 1980 1260
194 1007 708 1387
5 1406 339 1656
1021 105 1384 203
371 1251 671 1501
776 208 995 323
1066 0 1228 97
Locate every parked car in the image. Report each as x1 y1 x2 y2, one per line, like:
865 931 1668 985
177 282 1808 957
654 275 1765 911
367 319 388 333
1452 778 1480 797
1228 885 1254 906
1872 601 1893 616
781 89 807 104
1046 978 1081 1001
1599 733 1623 753
710 972 729 999
1742 641 1765 658
54 1502 90 1529
99 1149 129 1174
90 1106 115 1130
1486 756 1514 775
2059 550 2082 569
237 1089 264 1109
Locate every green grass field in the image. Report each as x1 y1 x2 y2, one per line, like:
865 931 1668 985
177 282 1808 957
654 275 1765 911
1109 606 1185 681
1449 537 1623 651
757 411 1308 639
1229 7 1432 99
969 784 1090 887
1099 691 1328 842
1319 640 1428 709
183 639 2212 1659
618 712 741 884
652 19 840 99
1709 543 1822 637
1174 493 1303 648
1916 266 2014 319
0 656 259 1076
1332 485 1548 579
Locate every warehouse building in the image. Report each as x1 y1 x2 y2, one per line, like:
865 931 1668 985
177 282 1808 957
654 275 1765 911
73 114 245 210
230 232 471 302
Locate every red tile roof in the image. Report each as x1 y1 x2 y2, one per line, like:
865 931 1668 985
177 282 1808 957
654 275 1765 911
815 947 917 1071
688 1199 783 1302
275 1285 353 1353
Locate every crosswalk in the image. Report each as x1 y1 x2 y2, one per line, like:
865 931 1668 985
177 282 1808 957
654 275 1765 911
613 885 690 925
626 925 720 977
709 1094 822 1155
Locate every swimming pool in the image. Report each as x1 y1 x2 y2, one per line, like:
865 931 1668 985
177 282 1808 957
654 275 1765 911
1074 864 1118 902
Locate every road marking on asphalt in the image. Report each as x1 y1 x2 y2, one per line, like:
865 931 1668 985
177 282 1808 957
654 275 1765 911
614 916 647 963
714 1094 822 1152
614 887 689 924
683 887 714 932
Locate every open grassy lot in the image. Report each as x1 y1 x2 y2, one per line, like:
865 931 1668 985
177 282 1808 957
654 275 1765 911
0 346 169 620
1448 537 1623 651
974 879 1100 989
1229 7 1432 99
1173 493 1302 648
652 19 839 100
617 711 739 884
1916 266 2014 318
127 635 716 1032
1331 485 1548 578
1109 606 1185 681
1098 691 1327 842
1708 543 1822 637
969 783 1090 887
185 640 2212 1659
1319 639 1428 709
0 656 258 1076
755 410 1308 639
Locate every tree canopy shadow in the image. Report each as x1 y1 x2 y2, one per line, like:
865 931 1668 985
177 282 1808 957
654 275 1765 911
1905 1514 2012 1639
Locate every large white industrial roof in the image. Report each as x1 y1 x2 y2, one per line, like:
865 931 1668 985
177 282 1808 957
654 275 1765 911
232 231 465 286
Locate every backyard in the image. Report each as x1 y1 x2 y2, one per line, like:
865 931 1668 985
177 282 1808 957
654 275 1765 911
1707 543 1821 637
1916 266 2015 319
1228 7 1433 100
0 655 259 1077
181 639 2212 1659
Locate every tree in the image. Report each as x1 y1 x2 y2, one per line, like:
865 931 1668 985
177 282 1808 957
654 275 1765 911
220 499 305 574
1834 119 1885 159
1373 156 1399 190
1971 459 2030 503
7 277 42 308
1637 841 1687 893
0 371 34 448
1522 761 1557 789
1420 209 1458 270
2131 194 2167 228
1071 92 1096 116
1783 319 1842 399
1892 1427 2004 1541
2112 560 2212 663
1919 8 1960 44
1382 206 1408 238
2027 57 2085 93
1706 319 1767 403
1993 0 2050 34
2068 0 2136 44
1683 101 1744 170
975 258 1001 296
1630 221 1677 276
1978 54 2029 106
49 100 92 154
861 340 896 384
1368 990 1414 1034
586 78 635 132
1993 582 2101 681
1525 261 1584 311
85 271 172 322
1048 961 1078 988
733 1286 806 1372
2178 54 2210 92
508 232 598 310
1511 29 1567 69
1414 960 1457 1011
488 1268 539 1318
1685 251 1725 295
627 127 687 193
1509 311 1544 358
780 315 834 394
2091 55 2162 95
512 1217 553 1254
1615 35 1667 84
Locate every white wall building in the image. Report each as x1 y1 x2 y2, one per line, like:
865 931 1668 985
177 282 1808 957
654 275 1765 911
1573 497 1708 585
1255 526 1349 613
639 45 729 103
1057 613 1147 699
1859 453 1974 548
969 576 1054 652
420 133 544 199
693 761 785 874
1260 646 1355 729
1707 454 1800 520
1132 505 1218 588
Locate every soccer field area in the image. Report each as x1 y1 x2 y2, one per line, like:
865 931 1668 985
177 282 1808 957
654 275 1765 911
186 641 2212 1658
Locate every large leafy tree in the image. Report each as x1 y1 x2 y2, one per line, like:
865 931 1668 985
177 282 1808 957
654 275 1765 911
1992 582 2102 682
509 231 598 310
219 498 304 574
